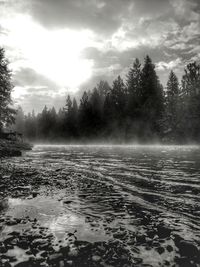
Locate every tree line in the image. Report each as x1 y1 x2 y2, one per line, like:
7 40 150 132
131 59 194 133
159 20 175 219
13 56 200 143
1 46 200 143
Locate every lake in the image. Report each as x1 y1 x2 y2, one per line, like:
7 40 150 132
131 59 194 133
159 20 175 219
0 145 200 266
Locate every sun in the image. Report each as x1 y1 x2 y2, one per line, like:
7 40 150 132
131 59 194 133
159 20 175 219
2 15 94 90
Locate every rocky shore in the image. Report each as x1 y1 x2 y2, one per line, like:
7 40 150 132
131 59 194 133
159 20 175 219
0 139 32 158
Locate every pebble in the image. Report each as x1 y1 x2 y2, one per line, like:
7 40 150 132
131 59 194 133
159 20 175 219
166 245 173 252
68 248 78 257
32 191 38 198
136 234 146 244
59 260 65 267
156 246 165 254
92 255 101 262
48 253 63 263
66 260 73 266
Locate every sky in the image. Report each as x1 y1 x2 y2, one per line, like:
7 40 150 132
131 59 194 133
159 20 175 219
0 0 200 113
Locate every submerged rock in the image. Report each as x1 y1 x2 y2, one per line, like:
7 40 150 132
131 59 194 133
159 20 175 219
136 234 146 244
157 225 171 239
92 255 101 262
47 253 63 263
156 246 165 254
177 240 199 258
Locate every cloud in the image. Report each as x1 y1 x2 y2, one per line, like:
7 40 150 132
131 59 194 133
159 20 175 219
25 0 132 36
1 0 200 112
156 58 182 71
11 68 71 113
170 0 200 21
13 67 60 89
13 89 66 114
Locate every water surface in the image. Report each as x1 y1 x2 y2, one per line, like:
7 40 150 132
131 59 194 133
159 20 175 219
0 145 200 266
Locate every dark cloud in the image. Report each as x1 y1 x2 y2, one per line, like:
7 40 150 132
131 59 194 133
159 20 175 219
26 0 200 33
131 0 171 18
26 0 133 35
13 67 59 89
12 68 68 113
81 45 177 82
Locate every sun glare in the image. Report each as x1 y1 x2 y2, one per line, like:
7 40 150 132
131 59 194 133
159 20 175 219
2 15 94 90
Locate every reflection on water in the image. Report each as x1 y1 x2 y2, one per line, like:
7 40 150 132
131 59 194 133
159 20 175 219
2 196 108 243
0 144 200 266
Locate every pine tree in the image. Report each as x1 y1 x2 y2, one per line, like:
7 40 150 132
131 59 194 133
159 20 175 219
71 98 78 137
72 98 78 119
165 71 180 140
182 62 200 96
96 80 111 99
103 92 115 136
140 55 164 139
108 76 127 139
126 58 142 102
65 95 72 114
90 88 103 136
24 111 37 140
111 76 127 119
181 62 200 140
14 106 25 134
37 106 50 139
48 107 57 139
126 58 143 139
64 95 78 139
79 91 91 137
57 108 66 138
0 48 16 130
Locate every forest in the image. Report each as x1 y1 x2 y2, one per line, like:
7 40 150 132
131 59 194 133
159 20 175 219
9 55 200 143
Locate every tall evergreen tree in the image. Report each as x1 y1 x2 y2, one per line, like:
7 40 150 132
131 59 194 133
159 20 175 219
182 62 200 96
24 112 37 140
79 91 91 137
97 80 111 99
140 55 164 139
14 106 25 134
64 95 78 138
126 58 142 139
71 98 78 137
65 95 72 114
111 76 127 119
108 76 127 139
37 106 50 139
126 58 142 102
72 98 78 119
90 88 103 136
48 107 57 139
165 71 180 140
0 48 15 130
181 62 200 140
103 92 115 136
57 108 66 138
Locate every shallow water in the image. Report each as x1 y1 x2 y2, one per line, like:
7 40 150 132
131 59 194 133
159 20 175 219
1 144 200 266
